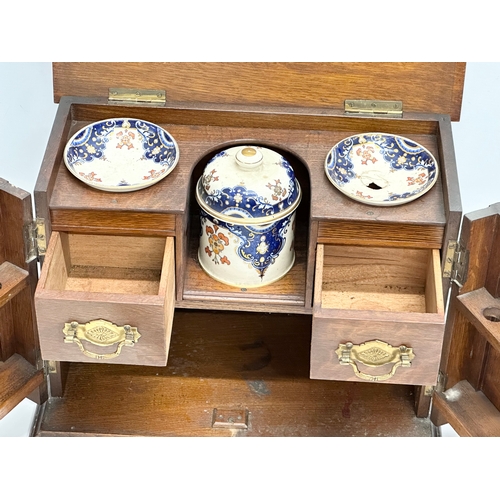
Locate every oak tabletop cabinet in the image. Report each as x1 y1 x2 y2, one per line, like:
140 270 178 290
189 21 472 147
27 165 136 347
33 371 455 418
0 62 497 437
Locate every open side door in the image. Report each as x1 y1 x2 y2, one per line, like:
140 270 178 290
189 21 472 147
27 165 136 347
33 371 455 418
432 202 500 436
0 178 46 420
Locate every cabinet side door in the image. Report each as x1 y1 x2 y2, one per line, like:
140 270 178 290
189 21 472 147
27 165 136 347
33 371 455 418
0 178 46 419
432 203 500 436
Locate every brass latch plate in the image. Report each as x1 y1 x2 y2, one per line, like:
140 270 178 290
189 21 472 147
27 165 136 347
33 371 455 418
108 88 166 105
443 240 469 287
345 99 403 117
212 408 249 429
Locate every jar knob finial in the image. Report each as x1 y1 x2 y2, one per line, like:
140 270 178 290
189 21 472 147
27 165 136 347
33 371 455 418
235 146 263 170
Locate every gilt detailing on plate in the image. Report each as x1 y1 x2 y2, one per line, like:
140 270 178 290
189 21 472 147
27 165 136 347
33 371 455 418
325 133 438 206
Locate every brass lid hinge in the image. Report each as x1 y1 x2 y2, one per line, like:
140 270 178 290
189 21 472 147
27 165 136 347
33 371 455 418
108 88 166 106
345 99 403 117
23 217 47 263
443 240 469 288
44 360 58 376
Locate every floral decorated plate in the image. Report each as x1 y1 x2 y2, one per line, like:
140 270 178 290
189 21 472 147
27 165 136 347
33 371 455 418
324 133 439 206
63 118 179 192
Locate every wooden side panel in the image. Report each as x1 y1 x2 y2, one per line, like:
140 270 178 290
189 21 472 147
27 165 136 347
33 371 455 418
439 206 500 389
485 217 500 298
437 118 462 295
432 204 500 432
52 63 466 120
0 178 46 407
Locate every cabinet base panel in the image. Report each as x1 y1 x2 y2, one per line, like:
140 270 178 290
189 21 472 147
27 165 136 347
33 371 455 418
35 310 432 437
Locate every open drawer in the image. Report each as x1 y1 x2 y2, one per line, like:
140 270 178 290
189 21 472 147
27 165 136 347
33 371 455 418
34 232 175 366
310 243 445 385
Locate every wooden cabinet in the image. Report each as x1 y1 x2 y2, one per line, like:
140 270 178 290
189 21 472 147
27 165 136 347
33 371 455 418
4 62 496 436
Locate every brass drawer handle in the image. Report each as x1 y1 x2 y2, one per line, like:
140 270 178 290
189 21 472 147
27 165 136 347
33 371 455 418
335 340 415 382
63 319 141 360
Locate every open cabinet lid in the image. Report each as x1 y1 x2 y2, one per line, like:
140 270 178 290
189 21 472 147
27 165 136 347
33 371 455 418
52 62 466 121
432 202 500 436
0 178 45 420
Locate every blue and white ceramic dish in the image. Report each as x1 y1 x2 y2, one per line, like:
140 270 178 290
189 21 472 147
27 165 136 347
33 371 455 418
63 118 179 192
325 133 439 206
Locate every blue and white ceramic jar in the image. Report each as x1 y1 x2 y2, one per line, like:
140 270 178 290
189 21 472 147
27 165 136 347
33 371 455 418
195 145 302 288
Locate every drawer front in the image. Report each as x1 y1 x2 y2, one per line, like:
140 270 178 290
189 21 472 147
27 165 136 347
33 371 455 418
35 299 171 366
35 233 175 366
311 314 444 385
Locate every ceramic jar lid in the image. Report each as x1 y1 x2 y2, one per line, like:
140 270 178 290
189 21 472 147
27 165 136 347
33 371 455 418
196 145 301 223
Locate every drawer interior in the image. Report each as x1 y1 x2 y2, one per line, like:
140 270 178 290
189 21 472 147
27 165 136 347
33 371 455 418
43 233 169 296
315 244 444 314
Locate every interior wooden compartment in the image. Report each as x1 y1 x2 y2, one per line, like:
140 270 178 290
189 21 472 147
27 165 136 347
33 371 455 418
43 232 168 296
317 244 444 314
182 141 311 310
36 100 450 315
34 309 434 437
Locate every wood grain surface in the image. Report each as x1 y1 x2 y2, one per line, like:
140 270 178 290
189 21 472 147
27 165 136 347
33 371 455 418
27 65 467 430
36 310 433 437
0 354 44 419
35 232 175 366
52 62 466 120
0 179 47 406
42 101 448 227
310 315 444 386
433 379 500 436
432 205 500 431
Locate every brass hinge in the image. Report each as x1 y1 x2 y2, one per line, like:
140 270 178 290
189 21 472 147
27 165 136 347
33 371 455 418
44 360 58 376
443 240 469 288
23 218 47 263
108 88 166 106
345 99 403 117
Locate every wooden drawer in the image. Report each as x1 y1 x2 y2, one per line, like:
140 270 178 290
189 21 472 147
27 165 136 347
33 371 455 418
310 244 445 385
34 232 175 366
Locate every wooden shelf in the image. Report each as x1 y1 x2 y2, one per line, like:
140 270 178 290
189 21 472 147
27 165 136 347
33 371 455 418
0 261 29 308
433 379 500 437
180 223 309 314
456 287 500 352
0 354 44 419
